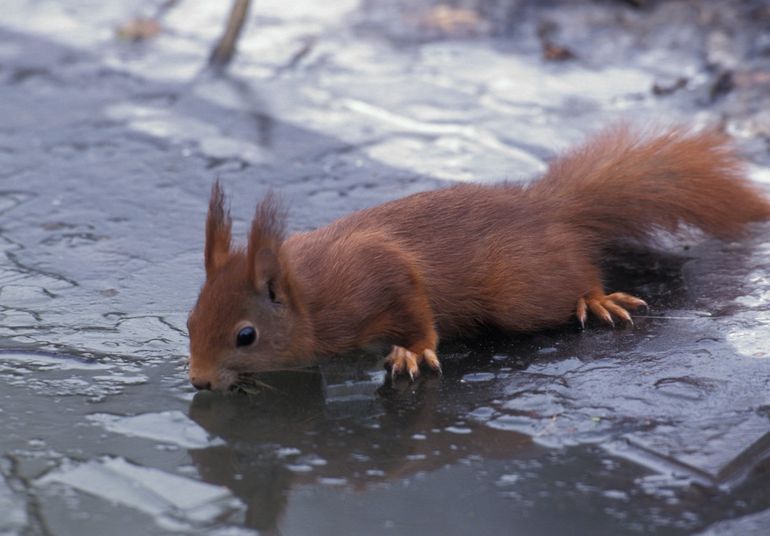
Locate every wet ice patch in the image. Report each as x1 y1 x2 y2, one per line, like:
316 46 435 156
445 426 472 435
344 98 546 182
62 315 190 363
748 164 770 185
318 477 347 486
602 489 629 501
608 414 770 489
105 103 270 164
285 453 328 473
698 507 770 535
323 378 382 404
0 355 138 402
92 373 148 385
523 356 584 377
461 372 495 383
653 376 713 401
88 411 223 449
9 377 124 401
0 191 34 216
287 464 314 473
38 457 240 530
734 266 770 308
485 412 609 449
276 447 302 459
726 311 770 359
0 469 27 535
467 407 495 422
0 352 112 372
0 352 139 401
0 0 112 49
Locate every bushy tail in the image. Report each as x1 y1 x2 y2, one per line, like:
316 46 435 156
532 125 770 245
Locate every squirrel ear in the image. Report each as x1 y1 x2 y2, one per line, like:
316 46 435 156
204 181 232 278
247 191 287 294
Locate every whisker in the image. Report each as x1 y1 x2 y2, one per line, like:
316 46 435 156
235 379 280 396
233 366 321 396
246 378 280 392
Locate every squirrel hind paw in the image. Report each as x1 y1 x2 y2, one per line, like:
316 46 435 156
577 290 647 328
385 346 442 381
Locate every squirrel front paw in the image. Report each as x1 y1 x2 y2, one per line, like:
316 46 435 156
385 345 442 381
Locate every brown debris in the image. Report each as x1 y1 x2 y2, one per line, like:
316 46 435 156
115 17 162 42
418 5 489 37
733 69 770 89
652 77 688 96
537 20 575 62
710 70 734 101
542 41 576 62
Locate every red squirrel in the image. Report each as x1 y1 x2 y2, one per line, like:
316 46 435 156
187 126 770 391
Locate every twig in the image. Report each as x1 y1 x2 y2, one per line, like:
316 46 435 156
208 0 252 74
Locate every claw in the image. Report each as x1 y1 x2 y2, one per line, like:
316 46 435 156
423 349 441 372
578 289 646 328
604 301 632 324
386 345 441 381
576 297 588 328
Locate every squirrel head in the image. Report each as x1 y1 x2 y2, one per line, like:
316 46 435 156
187 182 312 391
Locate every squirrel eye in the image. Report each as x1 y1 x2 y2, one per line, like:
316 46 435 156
236 326 257 347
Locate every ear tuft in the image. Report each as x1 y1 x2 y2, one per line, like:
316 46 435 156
204 180 232 278
247 191 287 291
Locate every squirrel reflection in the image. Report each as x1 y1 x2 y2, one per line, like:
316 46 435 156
187 345 536 533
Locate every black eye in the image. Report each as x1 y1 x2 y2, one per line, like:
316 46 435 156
236 326 257 347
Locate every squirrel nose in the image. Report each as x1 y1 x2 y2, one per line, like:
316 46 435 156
191 378 212 391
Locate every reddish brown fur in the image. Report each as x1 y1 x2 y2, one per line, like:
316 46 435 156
187 126 770 390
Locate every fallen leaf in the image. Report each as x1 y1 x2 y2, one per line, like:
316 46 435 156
116 18 162 42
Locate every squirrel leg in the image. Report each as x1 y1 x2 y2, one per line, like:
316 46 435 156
343 232 441 380
576 286 647 328
384 292 441 381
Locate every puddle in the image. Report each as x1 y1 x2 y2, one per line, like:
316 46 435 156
0 463 27 536
38 457 241 531
87 411 223 449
